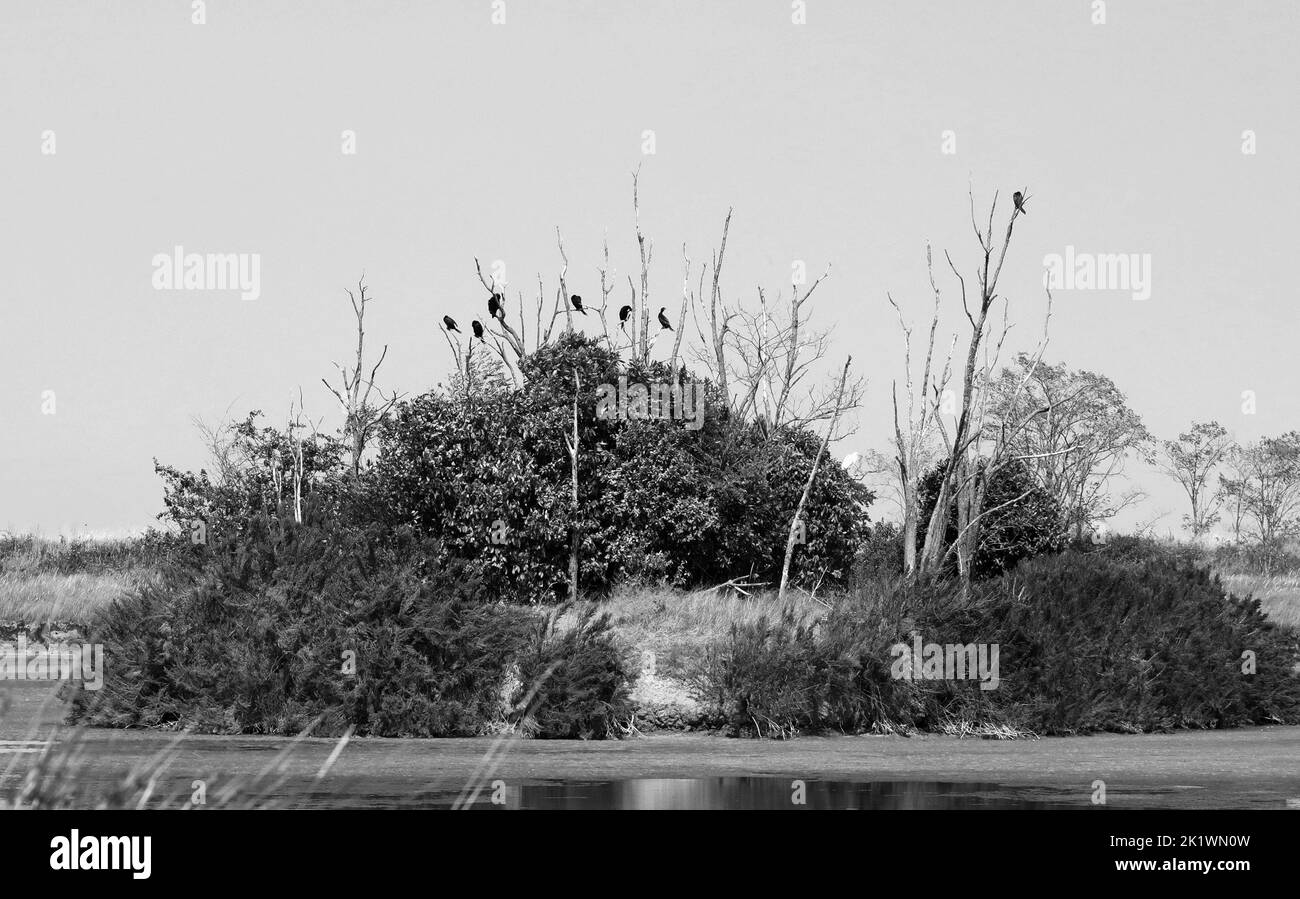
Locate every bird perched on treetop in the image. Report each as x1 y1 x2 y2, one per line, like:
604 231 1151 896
488 293 503 320
657 307 673 330
619 304 632 326
443 315 460 333
471 320 484 340
1013 191 1028 215
570 294 588 316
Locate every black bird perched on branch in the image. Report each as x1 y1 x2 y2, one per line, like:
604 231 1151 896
657 307 673 331
570 294 588 315
1013 190 1028 215
619 304 632 325
488 293 503 320
471 320 484 340
443 315 460 333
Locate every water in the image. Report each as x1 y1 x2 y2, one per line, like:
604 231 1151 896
406 777 1079 810
5 683 1298 809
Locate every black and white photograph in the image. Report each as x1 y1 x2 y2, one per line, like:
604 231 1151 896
1 0 1296 882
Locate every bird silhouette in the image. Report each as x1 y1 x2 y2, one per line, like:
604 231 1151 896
471 320 484 340
443 315 460 333
657 307 673 330
488 293 503 320
619 304 632 324
1013 191 1028 215
570 294 588 316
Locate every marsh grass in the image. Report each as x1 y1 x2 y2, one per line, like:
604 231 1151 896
1219 572 1300 631
0 534 162 625
0 570 157 624
602 581 825 679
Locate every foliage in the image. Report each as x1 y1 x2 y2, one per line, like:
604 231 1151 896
154 411 348 546
690 548 1300 737
852 521 906 582
980 550 1300 733
916 456 1067 580
370 333 873 601
513 605 633 738
987 354 1151 537
67 506 635 737
1156 420 1232 536
1218 432 1300 546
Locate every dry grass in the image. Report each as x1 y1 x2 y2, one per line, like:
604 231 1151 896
1219 572 1300 631
603 581 826 680
0 535 159 624
0 570 153 624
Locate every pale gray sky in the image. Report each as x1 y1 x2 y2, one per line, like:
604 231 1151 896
2 0 1297 536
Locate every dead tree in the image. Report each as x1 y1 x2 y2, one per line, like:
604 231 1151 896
778 355 852 601
726 268 864 436
887 247 956 575
322 278 400 479
688 209 735 409
912 187 1051 583
632 166 653 361
561 370 581 603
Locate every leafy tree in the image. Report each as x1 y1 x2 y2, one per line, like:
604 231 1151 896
155 411 346 546
917 456 1066 581
986 354 1151 539
370 333 872 601
1217 432 1300 548
1156 420 1233 536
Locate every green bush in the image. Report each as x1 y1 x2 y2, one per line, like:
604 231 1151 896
979 551 1300 733
691 550 1300 737
513 605 632 739
852 521 905 582
370 333 872 601
68 508 636 737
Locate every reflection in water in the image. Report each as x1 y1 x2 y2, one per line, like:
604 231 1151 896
445 778 1076 810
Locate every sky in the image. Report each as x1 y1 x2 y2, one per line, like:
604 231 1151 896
2 0 1297 537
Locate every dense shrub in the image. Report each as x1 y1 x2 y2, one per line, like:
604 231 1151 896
154 411 349 548
852 521 905 582
689 612 837 736
691 550 1300 737
978 551 1300 732
514 606 632 739
68 508 636 737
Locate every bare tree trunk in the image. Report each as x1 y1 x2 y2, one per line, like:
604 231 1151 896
708 210 733 407
324 278 398 480
917 191 1029 578
954 455 973 581
901 478 919 574
778 356 852 602
632 167 652 362
562 371 581 603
